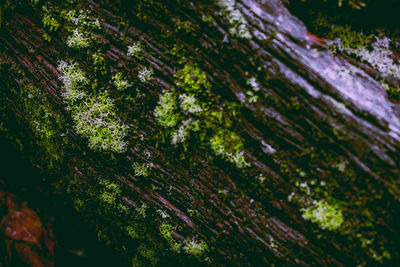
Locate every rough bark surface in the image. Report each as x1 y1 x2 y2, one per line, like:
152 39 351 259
0 0 399 266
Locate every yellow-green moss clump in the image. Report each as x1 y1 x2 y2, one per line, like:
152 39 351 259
154 64 249 168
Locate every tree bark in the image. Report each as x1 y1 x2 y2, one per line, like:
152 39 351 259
0 0 399 266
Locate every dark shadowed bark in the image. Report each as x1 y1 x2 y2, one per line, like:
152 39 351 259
0 0 399 266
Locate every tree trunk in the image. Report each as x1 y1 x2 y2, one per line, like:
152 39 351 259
0 0 399 266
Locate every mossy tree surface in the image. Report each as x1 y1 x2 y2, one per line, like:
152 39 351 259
0 0 400 266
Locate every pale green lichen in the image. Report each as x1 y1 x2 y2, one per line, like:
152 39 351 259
138 67 154 82
183 238 208 258
154 90 180 128
302 200 343 231
64 10 101 49
159 223 208 259
57 60 89 93
71 93 129 152
127 42 143 58
216 0 252 39
66 10 101 30
133 162 154 177
327 27 400 79
179 94 203 114
66 28 92 48
58 60 129 153
112 72 131 91
170 119 200 145
246 77 260 91
246 91 258 103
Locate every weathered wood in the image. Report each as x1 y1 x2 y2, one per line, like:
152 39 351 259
0 0 399 266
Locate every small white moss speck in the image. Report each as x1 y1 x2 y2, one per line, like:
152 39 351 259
138 67 154 82
127 42 142 58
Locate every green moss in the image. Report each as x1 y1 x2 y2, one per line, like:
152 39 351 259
92 53 107 76
134 0 166 23
382 81 400 101
112 72 131 91
126 225 139 239
334 0 366 9
210 129 249 168
183 239 208 258
159 223 182 252
2 6 210 264
296 0 366 9
159 222 209 261
175 64 211 93
138 244 159 265
0 0 16 29
42 13 60 32
154 63 248 168
154 90 181 128
133 162 154 177
19 84 65 169
201 14 214 23
173 18 195 33
159 223 174 242
99 179 122 206
326 25 371 52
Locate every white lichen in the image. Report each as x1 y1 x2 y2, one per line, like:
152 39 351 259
57 60 89 93
57 61 129 153
183 238 208 257
112 72 131 91
246 77 260 91
216 0 252 39
328 36 400 79
66 28 92 49
179 94 203 114
171 119 193 145
302 200 343 231
138 67 154 82
66 10 101 30
127 42 142 58
133 162 154 177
